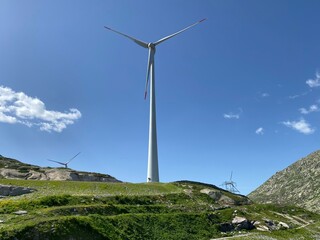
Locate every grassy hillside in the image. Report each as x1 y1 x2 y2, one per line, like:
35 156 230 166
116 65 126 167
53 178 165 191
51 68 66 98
0 178 180 198
0 179 319 239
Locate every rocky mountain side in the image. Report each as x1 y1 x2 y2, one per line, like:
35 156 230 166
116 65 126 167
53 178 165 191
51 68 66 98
0 155 120 182
248 150 320 213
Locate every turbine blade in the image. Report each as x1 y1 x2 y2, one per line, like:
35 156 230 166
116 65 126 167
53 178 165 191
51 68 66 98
104 26 148 48
67 152 81 164
144 49 153 99
47 159 65 165
154 18 206 46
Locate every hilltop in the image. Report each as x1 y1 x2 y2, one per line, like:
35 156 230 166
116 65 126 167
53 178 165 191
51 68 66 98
0 179 319 239
0 155 319 239
248 150 320 213
0 155 120 183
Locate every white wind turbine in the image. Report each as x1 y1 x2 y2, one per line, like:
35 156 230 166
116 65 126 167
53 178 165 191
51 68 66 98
105 19 206 182
47 152 81 168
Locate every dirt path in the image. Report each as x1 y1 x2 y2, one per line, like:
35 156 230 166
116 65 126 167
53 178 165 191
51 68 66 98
211 233 255 240
271 211 313 230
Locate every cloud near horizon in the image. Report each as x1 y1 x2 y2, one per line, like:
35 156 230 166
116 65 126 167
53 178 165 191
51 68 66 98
0 86 81 132
282 118 315 135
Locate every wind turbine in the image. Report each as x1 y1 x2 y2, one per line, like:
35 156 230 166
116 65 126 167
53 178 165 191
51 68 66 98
221 171 240 193
47 152 81 168
105 19 206 182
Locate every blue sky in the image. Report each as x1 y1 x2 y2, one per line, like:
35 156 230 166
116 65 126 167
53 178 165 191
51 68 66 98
1 0 320 194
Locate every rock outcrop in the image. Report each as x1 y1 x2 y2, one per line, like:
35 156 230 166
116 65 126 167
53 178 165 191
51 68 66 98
0 156 121 182
219 216 290 233
199 187 251 206
0 184 35 196
248 150 320 213
200 188 237 205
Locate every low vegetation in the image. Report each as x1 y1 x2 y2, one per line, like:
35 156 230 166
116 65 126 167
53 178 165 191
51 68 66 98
0 179 319 239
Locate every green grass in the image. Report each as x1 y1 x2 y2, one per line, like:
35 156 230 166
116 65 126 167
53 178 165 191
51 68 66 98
0 179 182 199
0 179 319 239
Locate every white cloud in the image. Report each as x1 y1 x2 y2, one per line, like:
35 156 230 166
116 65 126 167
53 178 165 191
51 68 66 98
306 72 320 88
0 112 17 124
255 127 264 135
223 113 240 119
0 86 81 132
299 104 319 114
288 90 311 100
223 108 242 120
282 119 315 135
261 93 270 98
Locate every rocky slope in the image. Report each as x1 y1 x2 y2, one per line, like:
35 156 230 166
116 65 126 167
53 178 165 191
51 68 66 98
248 150 320 213
0 155 120 182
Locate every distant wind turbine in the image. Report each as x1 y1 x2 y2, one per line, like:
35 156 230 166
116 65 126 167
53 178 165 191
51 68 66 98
221 171 240 194
47 152 81 168
105 19 206 182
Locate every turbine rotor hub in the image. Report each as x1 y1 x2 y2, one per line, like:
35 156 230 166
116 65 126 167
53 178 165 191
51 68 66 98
148 43 155 50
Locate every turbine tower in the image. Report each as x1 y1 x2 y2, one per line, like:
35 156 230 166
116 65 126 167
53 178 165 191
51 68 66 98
105 19 206 182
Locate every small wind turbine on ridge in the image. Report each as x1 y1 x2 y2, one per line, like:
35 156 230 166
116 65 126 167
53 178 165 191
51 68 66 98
221 171 240 194
104 19 206 182
47 152 81 168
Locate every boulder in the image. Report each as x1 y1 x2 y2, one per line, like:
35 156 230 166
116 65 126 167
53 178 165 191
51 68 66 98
278 221 290 229
232 216 255 230
200 188 236 205
232 216 247 224
0 169 27 179
0 185 35 196
200 188 222 201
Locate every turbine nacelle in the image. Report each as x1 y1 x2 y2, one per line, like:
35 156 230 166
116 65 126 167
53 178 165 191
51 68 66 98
148 43 156 50
47 152 81 169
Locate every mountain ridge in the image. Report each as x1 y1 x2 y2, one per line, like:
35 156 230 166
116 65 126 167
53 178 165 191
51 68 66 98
248 150 320 213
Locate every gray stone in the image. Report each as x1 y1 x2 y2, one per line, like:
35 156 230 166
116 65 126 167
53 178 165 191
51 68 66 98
232 216 247 224
232 216 255 230
278 221 290 229
200 188 237 205
13 210 28 215
253 220 261 226
0 185 35 196
256 226 269 231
